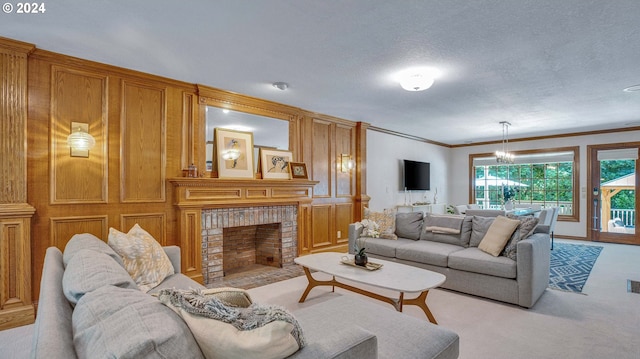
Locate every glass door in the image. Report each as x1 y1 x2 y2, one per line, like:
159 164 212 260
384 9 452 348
589 145 639 245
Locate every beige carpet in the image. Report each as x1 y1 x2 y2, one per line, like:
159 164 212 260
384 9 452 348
2 240 639 359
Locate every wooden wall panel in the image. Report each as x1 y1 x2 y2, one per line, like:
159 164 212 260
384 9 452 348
121 81 166 202
336 125 354 197
311 204 332 249
120 213 166 245
50 215 108 249
0 216 33 330
335 203 353 245
311 119 332 197
50 66 108 204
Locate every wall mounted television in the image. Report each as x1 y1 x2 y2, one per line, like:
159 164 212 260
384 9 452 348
403 160 430 191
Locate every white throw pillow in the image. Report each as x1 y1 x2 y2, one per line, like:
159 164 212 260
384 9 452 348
108 224 174 292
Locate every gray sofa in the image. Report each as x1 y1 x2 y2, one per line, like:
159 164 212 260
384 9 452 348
349 212 550 308
32 233 459 359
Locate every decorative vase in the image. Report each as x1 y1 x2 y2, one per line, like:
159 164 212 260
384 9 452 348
354 253 368 267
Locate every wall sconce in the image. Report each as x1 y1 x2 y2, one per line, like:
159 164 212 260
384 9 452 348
67 122 96 157
340 154 355 173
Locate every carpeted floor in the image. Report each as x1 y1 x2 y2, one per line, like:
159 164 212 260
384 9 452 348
549 242 603 293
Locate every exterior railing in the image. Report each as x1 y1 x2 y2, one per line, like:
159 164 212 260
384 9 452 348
611 209 636 227
476 200 574 215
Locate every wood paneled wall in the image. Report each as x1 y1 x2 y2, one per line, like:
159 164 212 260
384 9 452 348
0 37 367 318
0 38 36 330
27 49 197 301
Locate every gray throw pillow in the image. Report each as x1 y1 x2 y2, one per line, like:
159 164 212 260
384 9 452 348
62 249 138 305
73 285 204 359
469 216 495 247
395 212 423 240
63 233 124 268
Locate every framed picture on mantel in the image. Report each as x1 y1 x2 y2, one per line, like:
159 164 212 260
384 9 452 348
260 149 292 179
289 162 308 179
215 128 254 179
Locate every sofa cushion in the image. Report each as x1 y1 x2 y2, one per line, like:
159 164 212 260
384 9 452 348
469 216 495 247
62 249 138 305
72 285 204 359
364 208 398 240
108 224 175 292
293 295 459 359
448 247 517 279
395 212 423 240
420 214 471 247
396 240 464 267
355 237 414 258
501 215 540 260
63 233 124 268
478 216 521 256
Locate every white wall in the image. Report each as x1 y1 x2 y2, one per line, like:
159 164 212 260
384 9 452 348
449 130 640 238
366 128 639 239
366 130 450 211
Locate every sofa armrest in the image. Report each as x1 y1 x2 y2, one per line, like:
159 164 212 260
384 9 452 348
348 223 363 254
516 232 551 307
163 246 181 274
288 326 377 359
31 247 78 359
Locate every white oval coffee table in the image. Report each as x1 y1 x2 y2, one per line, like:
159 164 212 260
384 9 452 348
294 252 446 324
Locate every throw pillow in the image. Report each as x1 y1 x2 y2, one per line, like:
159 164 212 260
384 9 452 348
364 208 398 240
478 216 521 256
73 285 204 359
501 215 540 260
108 224 174 292
62 249 138 305
63 233 125 268
395 212 423 240
159 288 305 359
469 216 495 247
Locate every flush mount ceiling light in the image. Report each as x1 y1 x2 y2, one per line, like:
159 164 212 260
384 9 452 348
272 82 289 90
623 84 640 92
395 67 440 91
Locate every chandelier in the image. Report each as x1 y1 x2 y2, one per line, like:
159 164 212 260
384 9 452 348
495 121 514 164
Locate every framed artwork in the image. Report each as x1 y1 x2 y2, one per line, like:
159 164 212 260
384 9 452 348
215 128 254 179
289 162 308 179
260 149 293 179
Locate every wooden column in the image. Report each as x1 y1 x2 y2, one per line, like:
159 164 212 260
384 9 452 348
354 122 370 220
0 38 36 330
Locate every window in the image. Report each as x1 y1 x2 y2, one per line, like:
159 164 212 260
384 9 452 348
469 147 579 221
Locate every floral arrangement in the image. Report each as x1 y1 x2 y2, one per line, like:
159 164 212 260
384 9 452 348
359 219 380 238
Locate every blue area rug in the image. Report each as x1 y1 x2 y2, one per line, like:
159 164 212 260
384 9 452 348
549 243 603 293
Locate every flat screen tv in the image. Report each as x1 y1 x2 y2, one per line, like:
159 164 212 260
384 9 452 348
403 160 430 190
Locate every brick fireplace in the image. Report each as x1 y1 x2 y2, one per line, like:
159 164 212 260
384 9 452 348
170 178 316 284
201 205 297 284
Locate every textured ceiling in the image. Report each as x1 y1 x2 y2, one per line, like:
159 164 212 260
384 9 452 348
3 0 640 144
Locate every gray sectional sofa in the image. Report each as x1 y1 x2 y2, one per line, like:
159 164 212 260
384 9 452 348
32 233 459 359
349 212 550 308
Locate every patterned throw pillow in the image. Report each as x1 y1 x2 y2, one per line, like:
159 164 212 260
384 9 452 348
501 215 540 260
108 224 175 292
364 208 398 240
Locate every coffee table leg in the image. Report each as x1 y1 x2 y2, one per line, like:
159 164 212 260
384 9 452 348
298 267 318 303
402 290 438 324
